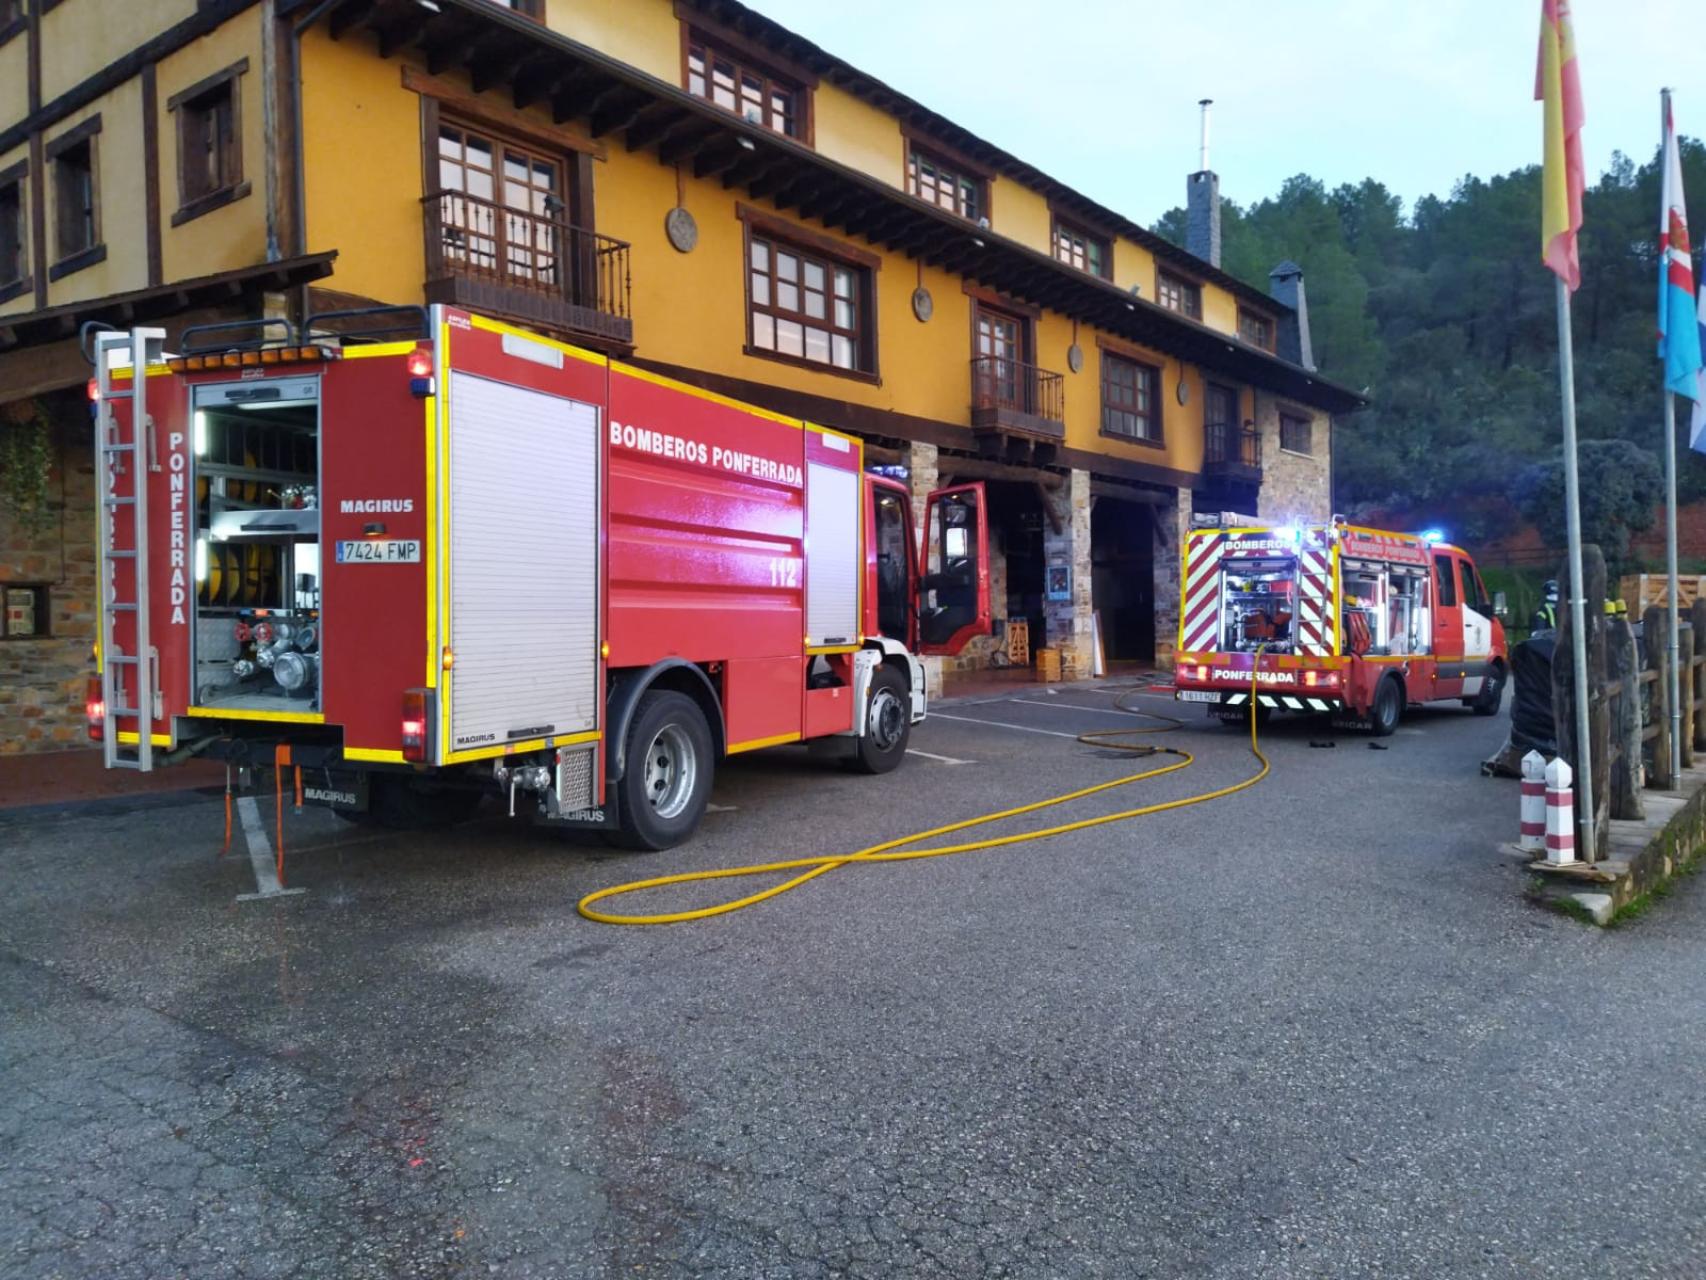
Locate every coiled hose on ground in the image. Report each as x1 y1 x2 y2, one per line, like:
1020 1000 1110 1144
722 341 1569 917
577 668 1269 926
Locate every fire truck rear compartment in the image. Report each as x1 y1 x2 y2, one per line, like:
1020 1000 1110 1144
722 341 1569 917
1221 554 1301 653
190 377 323 712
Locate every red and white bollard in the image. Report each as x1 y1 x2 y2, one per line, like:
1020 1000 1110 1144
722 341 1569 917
1544 756 1576 866
1520 751 1546 854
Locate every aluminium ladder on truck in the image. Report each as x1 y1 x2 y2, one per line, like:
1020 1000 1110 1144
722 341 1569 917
91 327 166 771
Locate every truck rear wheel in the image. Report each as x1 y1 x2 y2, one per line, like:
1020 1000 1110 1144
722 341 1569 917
1370 676 1404 737
845 664 910 774
612 690 714 851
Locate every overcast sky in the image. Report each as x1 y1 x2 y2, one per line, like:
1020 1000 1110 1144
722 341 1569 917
743 0 1698 225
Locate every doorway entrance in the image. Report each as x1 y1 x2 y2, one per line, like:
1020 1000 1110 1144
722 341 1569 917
1091 495 1156 662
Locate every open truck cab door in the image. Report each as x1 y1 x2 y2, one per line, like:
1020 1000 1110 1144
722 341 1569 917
916 482 991 656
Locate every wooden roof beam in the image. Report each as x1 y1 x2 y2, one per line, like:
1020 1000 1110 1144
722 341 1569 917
510 56 561 110
657 124 718 167
693 141 749 180
550 67 606 124
589 89 650 139
625 105 690 154
466 35 521 94
722 155 784 191
327 0 375 41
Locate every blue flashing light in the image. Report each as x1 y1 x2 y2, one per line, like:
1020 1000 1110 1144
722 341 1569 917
1419 528 1446 545
1276 523 1303 546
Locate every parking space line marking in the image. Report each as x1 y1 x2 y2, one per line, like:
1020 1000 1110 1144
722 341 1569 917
1005 698 1142 719
234 796 307 902
906 748 975 765
928 712 1083 740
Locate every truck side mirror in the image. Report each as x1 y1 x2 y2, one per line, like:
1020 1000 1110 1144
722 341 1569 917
1493 590 1508 619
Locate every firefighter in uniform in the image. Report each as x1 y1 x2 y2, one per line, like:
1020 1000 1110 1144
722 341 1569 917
1530 579 1560 633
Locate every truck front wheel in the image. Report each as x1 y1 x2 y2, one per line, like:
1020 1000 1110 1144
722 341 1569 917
845 664 911 774
1467 664 1506 716
612 690 714 851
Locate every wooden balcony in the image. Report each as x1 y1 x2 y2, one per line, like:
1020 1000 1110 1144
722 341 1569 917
1203 420 1262 484
422 190 632 349
969 355 1066 446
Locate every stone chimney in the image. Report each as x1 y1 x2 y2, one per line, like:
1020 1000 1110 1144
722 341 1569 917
1186 171 1221 268
1185 101 1220 267
1268 260 1315 371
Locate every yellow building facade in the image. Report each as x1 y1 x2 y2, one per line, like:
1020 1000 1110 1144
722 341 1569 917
0 0 1359 752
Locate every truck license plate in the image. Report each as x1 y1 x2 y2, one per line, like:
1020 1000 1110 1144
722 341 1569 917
336 539 421 564
1176 690 1221 703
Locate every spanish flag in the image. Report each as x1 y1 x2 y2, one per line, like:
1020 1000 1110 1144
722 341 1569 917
1536 0 1585 290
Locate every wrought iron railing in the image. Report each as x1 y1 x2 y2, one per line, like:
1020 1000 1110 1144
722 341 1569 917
1205 419 1261 469
969 355 1065 424
422 190 631 331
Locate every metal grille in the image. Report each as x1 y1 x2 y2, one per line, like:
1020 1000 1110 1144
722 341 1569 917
557 746 595 812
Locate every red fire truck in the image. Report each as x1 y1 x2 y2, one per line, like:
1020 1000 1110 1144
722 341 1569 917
1172 516 1508 735
86 307 991 849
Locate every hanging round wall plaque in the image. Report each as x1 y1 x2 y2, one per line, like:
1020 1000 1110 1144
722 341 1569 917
911 286 934 322
1066 343 1084 374
665 207 699 254
1176 376 1191 406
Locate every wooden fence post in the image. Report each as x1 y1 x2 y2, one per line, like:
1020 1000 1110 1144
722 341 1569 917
1693 598 1706 756
1681 620 1696 770
1607 612 1644 820
1644 604 1674 790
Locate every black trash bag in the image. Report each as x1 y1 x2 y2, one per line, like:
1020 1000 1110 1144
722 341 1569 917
1482 633 1557 777
1509 633 1558 756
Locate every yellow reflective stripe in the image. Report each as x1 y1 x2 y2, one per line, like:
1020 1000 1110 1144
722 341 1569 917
341 341 419 360
727 731 801 754
343 747 408 763
186 707 325 724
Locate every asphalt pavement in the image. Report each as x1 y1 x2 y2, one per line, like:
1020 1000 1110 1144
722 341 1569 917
4 684 1705 1278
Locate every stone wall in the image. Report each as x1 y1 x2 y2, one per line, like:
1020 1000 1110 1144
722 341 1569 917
1254 393 1331 522
1041 469 1093 679
1 396 97 755
1152 488 1191 670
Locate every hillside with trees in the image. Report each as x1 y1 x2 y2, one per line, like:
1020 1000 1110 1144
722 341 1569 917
1155 141 1706 563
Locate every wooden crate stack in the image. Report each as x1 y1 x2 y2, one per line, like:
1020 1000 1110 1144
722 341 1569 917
1620 574 1706 615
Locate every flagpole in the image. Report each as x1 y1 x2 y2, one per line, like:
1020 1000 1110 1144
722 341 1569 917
1666 387 1683 782
1662 87 1685 784
1556 275 1597 855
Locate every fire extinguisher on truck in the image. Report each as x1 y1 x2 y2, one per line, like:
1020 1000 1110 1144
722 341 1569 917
1173 515 1509 735
84 306 993 850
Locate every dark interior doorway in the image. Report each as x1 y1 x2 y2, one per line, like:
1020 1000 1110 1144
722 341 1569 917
975 479 1046 660
1091 496 1156 661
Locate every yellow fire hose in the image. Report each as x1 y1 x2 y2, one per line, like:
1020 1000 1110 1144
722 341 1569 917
577 663 1270 927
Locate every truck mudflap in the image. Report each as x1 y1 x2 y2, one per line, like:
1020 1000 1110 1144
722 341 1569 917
537 802 620 831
